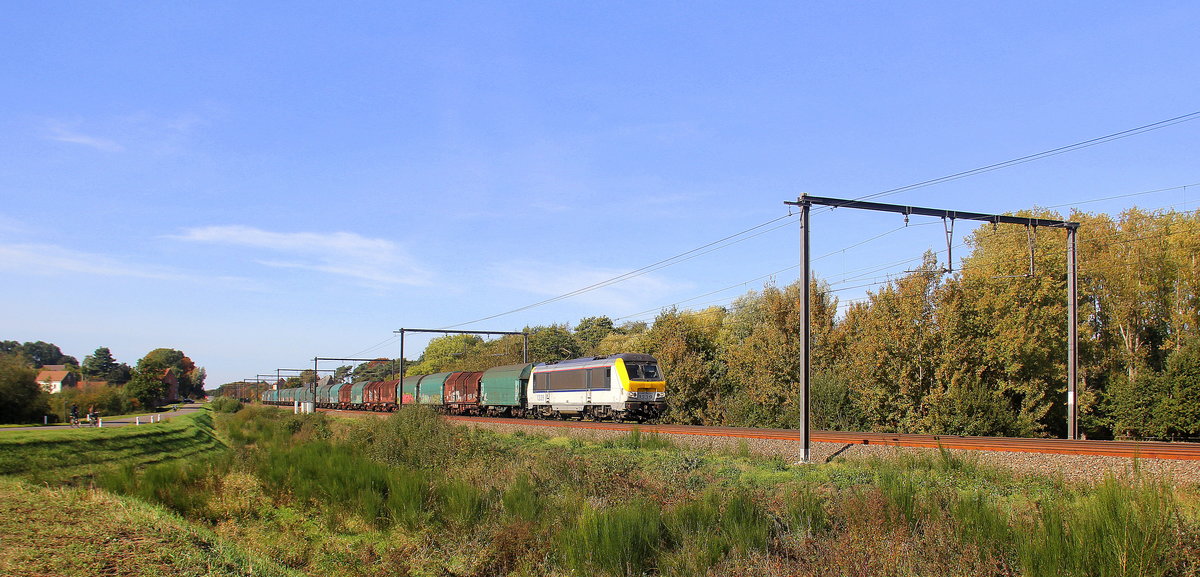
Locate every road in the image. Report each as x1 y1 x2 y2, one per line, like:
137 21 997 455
0 402 205 432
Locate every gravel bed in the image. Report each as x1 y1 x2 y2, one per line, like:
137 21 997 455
456 420 1200 485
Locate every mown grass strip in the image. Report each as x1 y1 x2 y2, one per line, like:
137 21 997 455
0 411 226 482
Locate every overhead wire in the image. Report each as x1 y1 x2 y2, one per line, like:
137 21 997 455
430 112 1200 335
851 111 1200 204
437 213 798 330
593 182 1200 327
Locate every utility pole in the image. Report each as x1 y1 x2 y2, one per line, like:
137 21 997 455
799 200 812 463
784 194 1082 444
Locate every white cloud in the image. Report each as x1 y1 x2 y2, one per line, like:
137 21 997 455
0 242 268 292
43 122 124 152
0 243 179 279
486 260 686 313
172 225 432 288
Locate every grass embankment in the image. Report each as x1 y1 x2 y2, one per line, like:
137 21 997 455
0 410 225 484
0 476 301 577
3 405 1198 576
0 406 299 576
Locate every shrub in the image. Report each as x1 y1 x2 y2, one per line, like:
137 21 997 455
210 396 243 413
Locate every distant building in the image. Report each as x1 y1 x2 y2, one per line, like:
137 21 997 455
161 368 180 404
78 380 110 390
36 370 79 394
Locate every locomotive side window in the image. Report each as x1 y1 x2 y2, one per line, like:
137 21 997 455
589 367 609 390
533 372 550 392
552 369 585 391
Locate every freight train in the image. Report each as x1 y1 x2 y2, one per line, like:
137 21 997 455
260 353 667 421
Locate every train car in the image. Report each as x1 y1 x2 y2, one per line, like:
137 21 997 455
526 353 665 420
417 372 451 405
443 371 483 415
401 375 421 405
350 381 369 410
298 386 316 405
315 377 338 408
328 382 346 408
365 379 400 411
480 363 533 417
338 383 352 409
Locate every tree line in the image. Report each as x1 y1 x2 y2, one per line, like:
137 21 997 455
0 342 207 424
219 206 1196 439
338 206 1193 440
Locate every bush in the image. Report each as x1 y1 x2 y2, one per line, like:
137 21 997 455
350 405 456 470
210 396 243 413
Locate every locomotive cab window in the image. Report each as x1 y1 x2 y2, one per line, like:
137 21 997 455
626 362 661 381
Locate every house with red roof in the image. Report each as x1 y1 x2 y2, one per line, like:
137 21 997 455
36 369 78 394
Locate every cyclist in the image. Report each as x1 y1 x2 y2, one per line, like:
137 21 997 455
69 404 80 427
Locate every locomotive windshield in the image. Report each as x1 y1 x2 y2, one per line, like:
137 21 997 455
625 362 662 381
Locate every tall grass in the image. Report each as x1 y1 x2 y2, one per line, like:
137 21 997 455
502 473 540 522
878 468 921 527
602 427 676 450
556 499 664 577
784 482 831 536
439 477 488 527
350 405 457 471
1017 475 1181 577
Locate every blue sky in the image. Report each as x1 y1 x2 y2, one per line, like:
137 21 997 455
2 2 1198 388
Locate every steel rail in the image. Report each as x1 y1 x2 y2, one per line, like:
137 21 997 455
443 416 1200 461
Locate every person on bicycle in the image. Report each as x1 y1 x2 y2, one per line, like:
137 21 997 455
69 404 79 425
87 405 98 426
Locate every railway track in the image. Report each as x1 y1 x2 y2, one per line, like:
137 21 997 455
445 415 1200 461
318 409 1200 461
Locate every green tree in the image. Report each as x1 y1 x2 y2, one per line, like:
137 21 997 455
82 347 118 380
1161 337 1200 437
405 335 485 375
720 278 839 428
24 341 78 367
0 354 49 423
575 316 615 354
527 325 582 363
124 370 166 410
2 341 77 368
353 359 399 382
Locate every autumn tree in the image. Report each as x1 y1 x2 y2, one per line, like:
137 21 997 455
133 348 206 400
648 307 725 425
